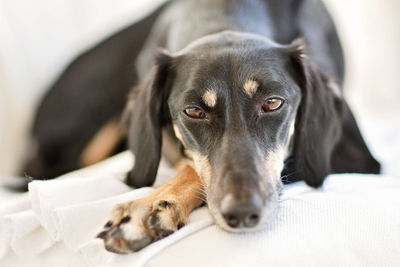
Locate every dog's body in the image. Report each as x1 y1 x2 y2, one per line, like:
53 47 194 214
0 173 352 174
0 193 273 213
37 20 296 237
25 0 380 253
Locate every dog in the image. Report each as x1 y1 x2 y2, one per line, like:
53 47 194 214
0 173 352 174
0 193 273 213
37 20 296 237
24 0 380 253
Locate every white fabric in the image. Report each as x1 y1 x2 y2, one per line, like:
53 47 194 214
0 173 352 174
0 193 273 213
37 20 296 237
0 194 31 258
149 175 400 267
1 151 400 267
6 210 53 257
29 176 131 241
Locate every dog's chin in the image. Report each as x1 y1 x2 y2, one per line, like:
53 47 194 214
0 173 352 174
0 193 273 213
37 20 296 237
207 194 280 233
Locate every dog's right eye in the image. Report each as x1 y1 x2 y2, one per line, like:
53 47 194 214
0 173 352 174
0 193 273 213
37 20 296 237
184 107 207 119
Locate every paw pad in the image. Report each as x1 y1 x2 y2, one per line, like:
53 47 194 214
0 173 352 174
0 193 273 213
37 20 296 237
104 221 113 228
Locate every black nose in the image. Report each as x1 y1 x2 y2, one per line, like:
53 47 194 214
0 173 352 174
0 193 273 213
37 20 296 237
220 194 262 228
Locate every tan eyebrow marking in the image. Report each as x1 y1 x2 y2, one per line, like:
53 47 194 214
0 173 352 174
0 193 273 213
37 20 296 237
202 89 217 107
243 80 259 97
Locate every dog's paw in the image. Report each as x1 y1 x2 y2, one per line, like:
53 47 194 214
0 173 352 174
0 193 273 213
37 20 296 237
96 198 186 254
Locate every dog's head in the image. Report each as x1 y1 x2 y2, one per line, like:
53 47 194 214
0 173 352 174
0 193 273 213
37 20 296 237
126 31 345 231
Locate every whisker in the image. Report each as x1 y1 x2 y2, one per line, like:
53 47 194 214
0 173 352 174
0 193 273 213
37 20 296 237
189 187 208 202
280 171 298 183
191 192 207 202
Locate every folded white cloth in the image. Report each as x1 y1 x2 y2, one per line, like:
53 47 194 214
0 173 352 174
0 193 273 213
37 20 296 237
6 210 53 257
0 194 31 258
1 151 400 267
29 175 131 241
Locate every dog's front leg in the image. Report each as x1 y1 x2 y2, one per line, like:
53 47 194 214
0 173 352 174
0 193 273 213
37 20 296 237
97 165 204 254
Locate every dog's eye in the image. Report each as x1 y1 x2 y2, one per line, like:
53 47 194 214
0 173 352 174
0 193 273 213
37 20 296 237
184 107 207 119
262 98 284 112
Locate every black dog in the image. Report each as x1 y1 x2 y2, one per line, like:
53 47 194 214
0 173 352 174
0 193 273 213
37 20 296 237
25 0 380 253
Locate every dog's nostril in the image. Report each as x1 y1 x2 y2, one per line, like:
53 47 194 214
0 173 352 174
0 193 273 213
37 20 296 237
224 214 240 228
220 194 263 229
244 213 260 227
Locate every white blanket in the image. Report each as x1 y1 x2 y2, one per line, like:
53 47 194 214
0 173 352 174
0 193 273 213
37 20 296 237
1 151 399 267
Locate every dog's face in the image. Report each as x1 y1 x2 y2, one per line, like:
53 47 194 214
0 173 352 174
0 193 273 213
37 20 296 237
127 31 346 231
166 32 301 230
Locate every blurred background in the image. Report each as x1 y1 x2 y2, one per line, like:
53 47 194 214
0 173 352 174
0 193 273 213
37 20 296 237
0 0 399 177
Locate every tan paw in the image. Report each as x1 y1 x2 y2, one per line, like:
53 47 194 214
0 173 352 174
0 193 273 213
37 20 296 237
96 198 186 254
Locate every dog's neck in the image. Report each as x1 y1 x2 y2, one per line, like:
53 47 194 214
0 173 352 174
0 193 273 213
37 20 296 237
136 0 301 80
166 0 275 52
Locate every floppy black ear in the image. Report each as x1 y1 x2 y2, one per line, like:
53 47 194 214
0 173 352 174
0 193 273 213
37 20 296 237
330 101 381 175
286 39 346 187
125 52 175 188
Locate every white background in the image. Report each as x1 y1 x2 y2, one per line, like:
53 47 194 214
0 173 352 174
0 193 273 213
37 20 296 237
0 0 399 176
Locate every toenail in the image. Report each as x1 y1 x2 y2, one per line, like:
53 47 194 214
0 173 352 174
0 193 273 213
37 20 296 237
96 230 107 239
104 221 113 228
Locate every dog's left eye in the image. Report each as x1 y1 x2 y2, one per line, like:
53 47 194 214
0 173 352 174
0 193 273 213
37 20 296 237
262 98 284 112
184 107 207 119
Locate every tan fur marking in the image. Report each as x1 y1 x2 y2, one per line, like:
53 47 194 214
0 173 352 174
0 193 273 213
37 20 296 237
172 124 185 144
152 165 204 217
173 159 191 172
284 119 295 159
80 119 121 166
202 89 217 107
162 129 182 166
243 80 259 97
185 150 212 188
265 148 285 181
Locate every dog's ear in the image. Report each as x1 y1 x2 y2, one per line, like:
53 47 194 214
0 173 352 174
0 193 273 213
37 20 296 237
286 38 346 187
125 51 175 188
330 103 381 175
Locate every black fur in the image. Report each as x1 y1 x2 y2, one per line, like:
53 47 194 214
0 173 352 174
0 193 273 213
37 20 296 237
286 44 345 187
126 53 175 188
282 41 380 187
